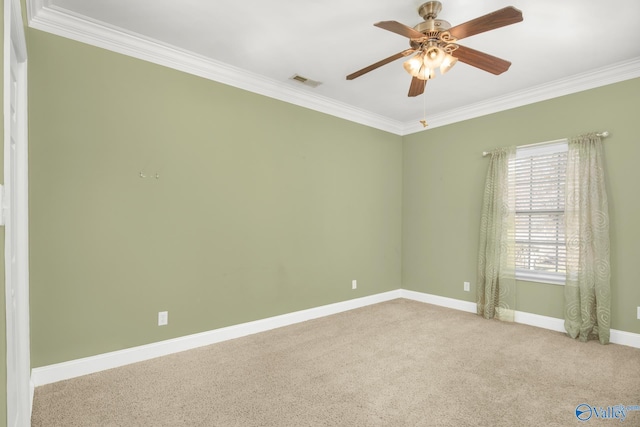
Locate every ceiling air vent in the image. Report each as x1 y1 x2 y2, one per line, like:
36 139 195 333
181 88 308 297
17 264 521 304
289 74 322 88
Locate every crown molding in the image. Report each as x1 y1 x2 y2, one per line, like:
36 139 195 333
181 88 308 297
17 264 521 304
402 57 640 135
27 1 640 137
26 0 405 135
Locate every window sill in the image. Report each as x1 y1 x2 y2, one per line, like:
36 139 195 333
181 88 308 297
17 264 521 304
516 270 565 286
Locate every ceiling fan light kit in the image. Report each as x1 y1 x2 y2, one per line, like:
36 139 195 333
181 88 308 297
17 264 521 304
347 0 523 110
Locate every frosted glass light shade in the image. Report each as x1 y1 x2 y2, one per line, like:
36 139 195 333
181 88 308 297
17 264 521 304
423 46 446 69
403 52 425 77
404 52 436 80
440 54 458 75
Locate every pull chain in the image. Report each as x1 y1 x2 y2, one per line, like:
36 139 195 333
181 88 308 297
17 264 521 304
419 79 428 128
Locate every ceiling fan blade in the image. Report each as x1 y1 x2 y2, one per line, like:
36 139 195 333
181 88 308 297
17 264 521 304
346 49 415 80
448 6 523 41
408 77 426 97
374 21 426 40
452 45 511 75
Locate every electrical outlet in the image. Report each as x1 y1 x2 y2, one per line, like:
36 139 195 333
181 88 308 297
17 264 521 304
464 281 470 292
637 306 640 320
352 280 357 290
158 311 168 326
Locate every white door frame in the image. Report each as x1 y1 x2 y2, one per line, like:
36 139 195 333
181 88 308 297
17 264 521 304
4 0 30 425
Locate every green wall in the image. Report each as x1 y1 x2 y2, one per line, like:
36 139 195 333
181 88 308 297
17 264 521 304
25 21 640 372
403 78 640 334
27 30 403 367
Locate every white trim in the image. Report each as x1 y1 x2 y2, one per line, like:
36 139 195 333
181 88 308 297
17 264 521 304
402 58 640 134
30 289 640 388
401 290 640 349
399 289 477 313
25 0 640 136
25 1 404 135
513 310 566 333
516 270 565 286
29 378 34 415
31 290 402 386
610 329 640 349
5 0 31 425
516 139 568 158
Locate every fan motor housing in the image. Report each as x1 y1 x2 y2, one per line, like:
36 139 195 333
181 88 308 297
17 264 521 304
411 19 451 49
414 19 451 35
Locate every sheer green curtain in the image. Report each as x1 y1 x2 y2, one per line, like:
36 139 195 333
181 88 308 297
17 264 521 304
564 133 611 344
477 147 516 322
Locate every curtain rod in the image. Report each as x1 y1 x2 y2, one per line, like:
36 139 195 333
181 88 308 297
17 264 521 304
482 131 609 157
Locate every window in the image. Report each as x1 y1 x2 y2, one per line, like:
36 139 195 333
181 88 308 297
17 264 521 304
512 140 568 285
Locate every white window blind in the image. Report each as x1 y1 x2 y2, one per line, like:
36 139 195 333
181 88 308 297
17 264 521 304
513 140 568 285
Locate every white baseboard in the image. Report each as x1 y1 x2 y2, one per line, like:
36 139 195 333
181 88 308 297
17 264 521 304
31 290 402 387
513 310 566 333
401 289 640 349
610 329 640 349
399 289 477 313
31 288 640 388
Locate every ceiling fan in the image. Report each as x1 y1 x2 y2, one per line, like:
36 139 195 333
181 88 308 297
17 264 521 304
346 1 523 97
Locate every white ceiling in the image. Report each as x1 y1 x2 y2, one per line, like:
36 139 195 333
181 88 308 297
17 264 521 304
28 0 640 134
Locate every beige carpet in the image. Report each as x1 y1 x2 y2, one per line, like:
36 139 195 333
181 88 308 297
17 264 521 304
31 299 640 426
